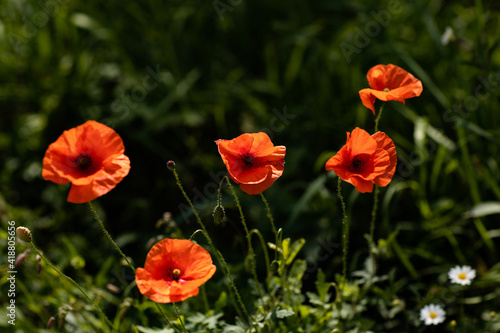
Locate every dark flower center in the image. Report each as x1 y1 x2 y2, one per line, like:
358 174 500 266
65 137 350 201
349 154 368 172
75 154 92 170
241 153 254 167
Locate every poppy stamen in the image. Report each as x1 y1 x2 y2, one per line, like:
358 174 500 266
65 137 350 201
168 268 181 281
172 269 181 280
242 153 254 167
350 155 365 172
75 153 92 170
384 87 390 92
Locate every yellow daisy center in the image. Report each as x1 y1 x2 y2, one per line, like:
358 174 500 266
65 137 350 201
429 312 437 319
458 273 467 280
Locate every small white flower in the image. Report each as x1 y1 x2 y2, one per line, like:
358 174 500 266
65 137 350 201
420 304 446 325
448 265 476 285
441 26 455 45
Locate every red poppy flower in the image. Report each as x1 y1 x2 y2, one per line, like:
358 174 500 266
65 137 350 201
325 127 397 193
42 120 131 203
359 64 423 114
135 238 216 303
216 132 286 195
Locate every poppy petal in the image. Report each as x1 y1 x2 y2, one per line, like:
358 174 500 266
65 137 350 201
216 132 285 194
325 128 397 193
371 132 397 187
360 64 423 114
42 120 130 203
135 238 216 304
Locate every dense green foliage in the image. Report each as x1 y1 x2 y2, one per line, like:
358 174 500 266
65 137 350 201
1 0 500 332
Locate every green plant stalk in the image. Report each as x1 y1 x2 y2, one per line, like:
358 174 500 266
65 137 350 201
190 229 244 323
224 177 264 298
366 102 386 277
88 202 135 273
172 303 188 333
260 192 279 262
369 185 379 276
200 285 210 314
337 177 349 284
169 166 250 323
30 241 116 331
374 102 385 132
455 125 496 254
88 202 179 331
250 229 271 281
369 102 386 275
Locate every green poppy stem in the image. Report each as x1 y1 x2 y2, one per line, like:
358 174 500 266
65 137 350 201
369 102 385 276
30 241 116 331
87 202 135 273
88 202 178 331
260 192 279 263
337 177 349 284
172 303 188 333
250 228 271 281
223 177 264 298
374 102 385 133
153 304 181 333
369 185 379 276
168 164 250 324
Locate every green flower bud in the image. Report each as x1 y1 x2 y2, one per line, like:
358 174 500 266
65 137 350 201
212 204 226 224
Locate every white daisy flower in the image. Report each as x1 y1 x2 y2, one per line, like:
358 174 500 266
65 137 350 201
448 265 476 285
420 304 446 325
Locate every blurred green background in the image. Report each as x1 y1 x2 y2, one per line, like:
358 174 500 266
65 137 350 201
1 0 500 331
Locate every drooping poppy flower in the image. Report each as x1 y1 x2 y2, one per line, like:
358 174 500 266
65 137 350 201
135 238 216 303
42 120 131 203
325 127 397 193
359 64 423 114
216 132 286 195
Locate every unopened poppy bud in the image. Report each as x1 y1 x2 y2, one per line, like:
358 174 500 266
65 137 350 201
16 226 32 242
58 312 66 328
166 160 176 170
15 250 29 267
47 316 56 329
212 204 225 224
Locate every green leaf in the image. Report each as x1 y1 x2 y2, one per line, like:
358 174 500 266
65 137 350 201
214 291 227 313
315 269 331 302
135 325 175 333
285 238 306 266
276 308 295 318
464 202 500 218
